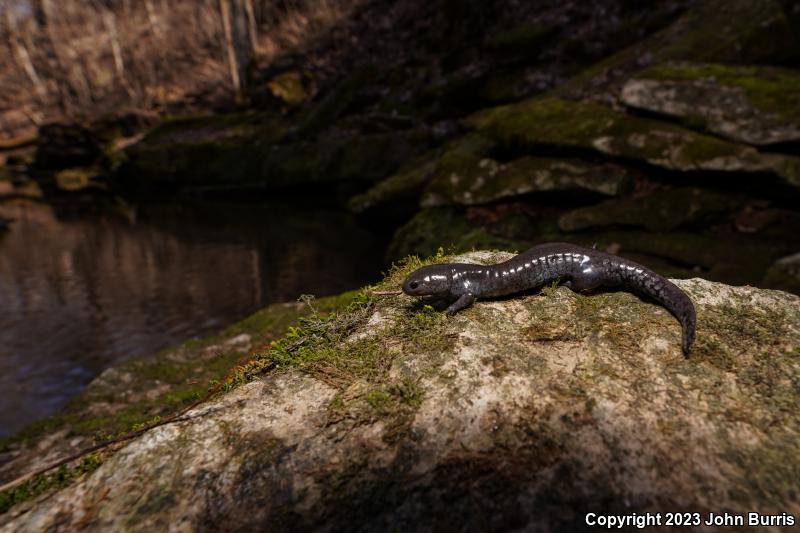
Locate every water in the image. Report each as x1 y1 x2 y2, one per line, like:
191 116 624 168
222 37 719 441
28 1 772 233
0 197 385 438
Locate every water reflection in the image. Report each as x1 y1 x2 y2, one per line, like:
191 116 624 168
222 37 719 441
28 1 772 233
0 198 384 437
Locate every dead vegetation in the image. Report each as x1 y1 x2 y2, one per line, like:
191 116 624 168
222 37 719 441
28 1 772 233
0 0 360 139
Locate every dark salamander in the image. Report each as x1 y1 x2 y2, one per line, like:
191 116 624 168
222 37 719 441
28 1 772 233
402 242 696 356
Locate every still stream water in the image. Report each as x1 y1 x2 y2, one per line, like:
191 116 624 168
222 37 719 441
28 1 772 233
0 198 384 438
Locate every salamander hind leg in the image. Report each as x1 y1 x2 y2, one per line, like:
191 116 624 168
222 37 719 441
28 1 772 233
563 274 603 293
445 293 475 315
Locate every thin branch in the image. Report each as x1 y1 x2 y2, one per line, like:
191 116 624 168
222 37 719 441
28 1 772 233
0 359 276 495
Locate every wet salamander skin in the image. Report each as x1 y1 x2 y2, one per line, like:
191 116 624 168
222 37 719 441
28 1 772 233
402 243 696 355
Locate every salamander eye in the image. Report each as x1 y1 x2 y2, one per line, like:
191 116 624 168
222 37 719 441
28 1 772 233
409 281 419 289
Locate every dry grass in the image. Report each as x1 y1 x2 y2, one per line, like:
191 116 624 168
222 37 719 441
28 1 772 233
0 0 360 139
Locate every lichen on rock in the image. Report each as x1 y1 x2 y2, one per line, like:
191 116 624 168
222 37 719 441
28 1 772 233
621 62 800 145
468 96 800 186
558 187 744 232
2 251 799 531
422 155 631 207
558 0 799 99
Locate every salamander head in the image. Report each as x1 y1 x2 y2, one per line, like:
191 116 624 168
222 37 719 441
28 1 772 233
402 265 452 296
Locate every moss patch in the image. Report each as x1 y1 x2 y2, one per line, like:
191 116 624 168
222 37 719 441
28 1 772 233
385 207 527 263
423 154 631 207
0 454 103 514
125 129 434 191
638 63 800 110
558 187 744 232
0 294 358 454
468 97 758 170
621 62 800 145
558 0 798 97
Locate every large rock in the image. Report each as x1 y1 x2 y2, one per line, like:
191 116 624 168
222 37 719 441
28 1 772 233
468 97 800 187
762 252 800 294
423 155 631 207
0 294 358 492
33 124 101 171
2 253 799 531
558 187 744 232
621 62 800 146
122 112 435 192
559 0 800 99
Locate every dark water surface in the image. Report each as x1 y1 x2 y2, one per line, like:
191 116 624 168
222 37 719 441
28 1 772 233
0 198 384 438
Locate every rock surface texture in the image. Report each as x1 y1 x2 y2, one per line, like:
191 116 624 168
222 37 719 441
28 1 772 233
3 252 799 532
468 97 800 186
621 63 800 146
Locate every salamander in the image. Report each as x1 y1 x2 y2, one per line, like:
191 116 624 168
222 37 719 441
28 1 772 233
401 242 696 355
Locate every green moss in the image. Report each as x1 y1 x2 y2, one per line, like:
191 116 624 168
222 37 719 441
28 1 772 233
0 293 360 456
557 0 798 96
467 97 749 170
637 63 800 120
127 130 434 191
385 207 526 263
558 187 744 232
484 23 557 55
424 152 632 207
142 111 284 145
210 253 458 445
348 150 440 214
0 454 103 514
267 71 315 106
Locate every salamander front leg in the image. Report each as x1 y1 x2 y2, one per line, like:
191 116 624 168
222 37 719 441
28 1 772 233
445 293 475 315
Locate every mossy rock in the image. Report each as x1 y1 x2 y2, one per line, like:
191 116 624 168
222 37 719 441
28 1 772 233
3 254 799 531
559 0 799 98
582 230 790 287
53 168 106 192
484 23 557 56
762 252 800 295
558 187 745 232
266 71 316 106
347 151 440 217
348 134 497 216
385 207 526 263
296 67 377 137
468 96 800 186
0 292 359 493
423 154 632 207
124 128 434 192
621 62 800 145
139 111 285 147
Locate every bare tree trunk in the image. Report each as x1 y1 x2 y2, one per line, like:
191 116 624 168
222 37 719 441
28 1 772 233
144 0 162 38
243 0 259 54
4 6 47 99
33 0 90 115
219 0 254 100
103 10 130 95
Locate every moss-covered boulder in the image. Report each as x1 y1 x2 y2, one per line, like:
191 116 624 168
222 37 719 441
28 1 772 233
581 230 793 287
762 252 800 294
266 71 316 106
2 253 799 531
348 134 497 217
558 187 744 232
384 207 530 263
53 168 106 193
621 62 800 146
123 111 435 192
347 152 440 217
469 97 800 186
559 0 799 98
0 294 357 496
423 155 632 207
33 124 101 171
